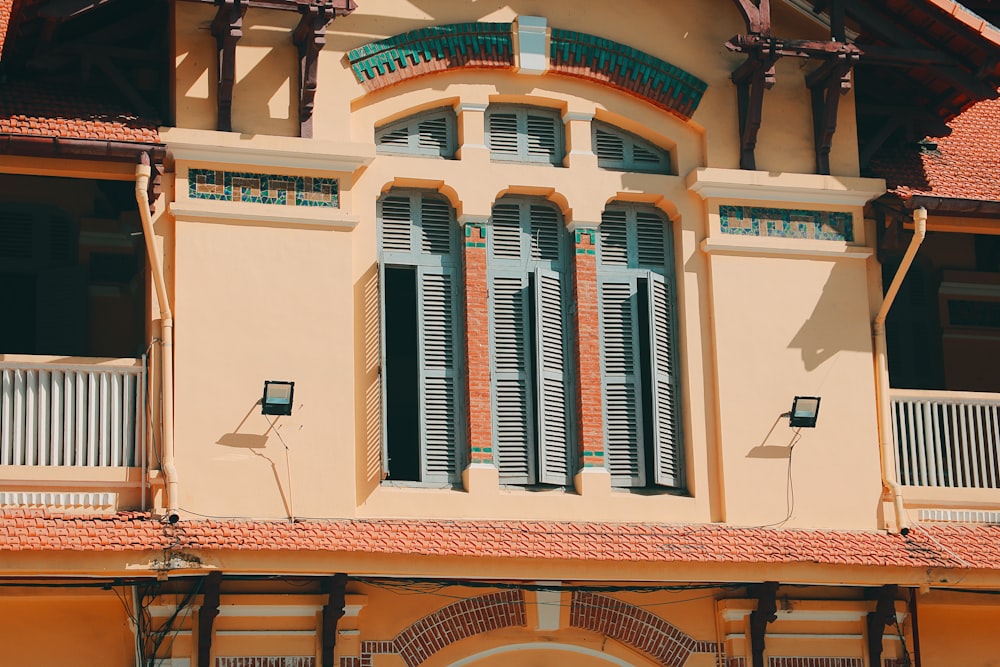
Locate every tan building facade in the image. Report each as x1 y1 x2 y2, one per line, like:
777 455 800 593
1 1 1000 665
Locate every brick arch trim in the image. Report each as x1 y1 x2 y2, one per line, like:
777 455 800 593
571 592 720 667
349 590 527 667
346 24 707 121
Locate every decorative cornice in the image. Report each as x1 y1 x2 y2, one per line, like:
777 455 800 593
347 23 515 93
162 128 374 173
550 28 707 121
687 167 886 206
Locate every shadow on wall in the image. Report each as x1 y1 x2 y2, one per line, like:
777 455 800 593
217 400 295 518
787 260 872 371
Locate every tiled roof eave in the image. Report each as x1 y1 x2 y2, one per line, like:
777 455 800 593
0 133 165 163
889 190 1000 218
2 511 1000 579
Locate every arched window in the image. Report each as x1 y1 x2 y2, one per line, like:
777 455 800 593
378 190 463 483
375 107 457 158
597 203 683 489
488 197 574 485
592 121 671 174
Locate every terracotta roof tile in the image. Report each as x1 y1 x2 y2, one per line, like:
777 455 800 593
0 81 159 144
0 0 11 59
1 509 999 572
868 94 1000 202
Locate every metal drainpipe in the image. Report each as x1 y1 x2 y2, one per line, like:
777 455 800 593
872 206 927 536
135 154 180 524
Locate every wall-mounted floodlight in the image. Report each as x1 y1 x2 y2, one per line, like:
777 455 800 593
262 380 295 416
789 396 821 428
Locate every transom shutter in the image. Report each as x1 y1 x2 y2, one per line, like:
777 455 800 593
592 121 670 173
647 272 682 487
417 267 458 482
492 273 534 483
534 268 570 485
376 109 456 158
487 106 562 165
600 276 644 487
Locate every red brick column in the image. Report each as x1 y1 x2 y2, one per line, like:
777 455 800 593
462 218 493 465
572 227 604 469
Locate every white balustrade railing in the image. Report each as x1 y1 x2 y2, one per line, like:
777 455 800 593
891 388 1000 489
0 358 146 468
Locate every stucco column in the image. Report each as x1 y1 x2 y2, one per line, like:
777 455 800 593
456 102 490 164
564 111 597 170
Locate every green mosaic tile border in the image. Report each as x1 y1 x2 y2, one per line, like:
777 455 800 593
464 223 487 248
347 23 513 83
189 169 338 208
719 205 853 242
550 29 707 120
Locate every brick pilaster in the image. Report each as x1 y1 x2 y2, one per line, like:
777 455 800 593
462 218 493 465
572 227 604 469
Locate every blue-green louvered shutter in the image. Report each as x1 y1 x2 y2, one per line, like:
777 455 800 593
492 273 534 483
534 268 570 485
647 271 682 488
416 265 458 482
525 111 559 164
488 111 520 159
599 275 645 487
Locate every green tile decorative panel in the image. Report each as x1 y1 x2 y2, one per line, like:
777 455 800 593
347 23 514 91
189 169 338 208
719 205 853 241
550 29 707 120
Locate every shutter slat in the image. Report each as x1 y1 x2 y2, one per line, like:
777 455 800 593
380 195 412 252
492 275 533 484
594 127 625 163
535 269 569 485
648 272 682 488
593 121 669 173
491 202 523 259
488 112 520 156
420 197 453 255
376 109 456 157
418 268 458 481
636 211 667 266
529 204 561 261
418 116 450 153
526 114 558 162
599 209 629 266
601 278 644 486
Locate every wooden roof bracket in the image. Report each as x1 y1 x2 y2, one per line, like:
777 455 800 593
212 0 245 132
806 54 857 174
866 584 899 666
321 573 348 667
728 0 777 170
749 581 779 667
197 571 223 667
293 1 357 138
731 47 779 171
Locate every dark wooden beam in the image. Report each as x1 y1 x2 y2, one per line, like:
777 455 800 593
807 55 856 174
293 3 332 139
182 0 356 13
730 0 772 35
732 50 778 171
211 0 245 132
197 571 223 667
321 573 348 667
866 584 899 667
749 582 779 667
727 34 957 68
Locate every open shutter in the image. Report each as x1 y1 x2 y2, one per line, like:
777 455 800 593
492 273 533 484
600 276 645 487
417 266 458 482
376 262 390 480
647 272 682 488
534 268 570 485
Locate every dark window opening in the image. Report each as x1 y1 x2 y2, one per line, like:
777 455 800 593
0 177 147 359
636 278 657 484
383 266 421 482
